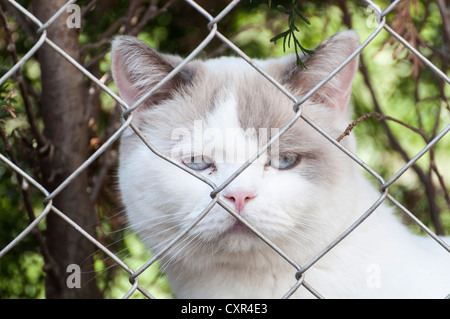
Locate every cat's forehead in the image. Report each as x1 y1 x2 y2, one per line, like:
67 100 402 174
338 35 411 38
138 56 338 152
203 57 295 130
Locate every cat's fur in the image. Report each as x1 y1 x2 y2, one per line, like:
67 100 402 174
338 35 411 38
111 31 450 298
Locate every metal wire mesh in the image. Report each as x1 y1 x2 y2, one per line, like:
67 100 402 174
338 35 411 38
0 0 449 299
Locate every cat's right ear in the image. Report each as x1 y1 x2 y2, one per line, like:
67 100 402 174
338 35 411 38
111 36 192 109
280 31 360 112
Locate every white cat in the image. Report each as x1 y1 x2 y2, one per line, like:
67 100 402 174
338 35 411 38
111 31 450 299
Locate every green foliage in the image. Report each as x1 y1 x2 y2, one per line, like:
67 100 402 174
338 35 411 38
0 83 23 136
0 162 45 298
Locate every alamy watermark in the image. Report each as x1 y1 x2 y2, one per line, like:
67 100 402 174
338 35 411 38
66 264 81 288
366 264 381 289
67 4 81 29
366 5 381 29
170 121 281 166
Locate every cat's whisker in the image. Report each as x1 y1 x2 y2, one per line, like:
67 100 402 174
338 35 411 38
126 212 189 232
159 232 202 271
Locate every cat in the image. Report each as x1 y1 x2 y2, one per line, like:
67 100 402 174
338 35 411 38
110 31 450 298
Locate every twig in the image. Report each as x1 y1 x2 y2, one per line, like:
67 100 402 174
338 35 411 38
337 112 425 142
130 0 176 36
81 0 98 17
430 155 450 211
437 0 450 48
269 0 314 68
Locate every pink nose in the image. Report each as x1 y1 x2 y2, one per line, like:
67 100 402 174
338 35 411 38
223 189 257 213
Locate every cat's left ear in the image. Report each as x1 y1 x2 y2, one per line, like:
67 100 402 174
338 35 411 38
110 36 193 109
282 30 359 112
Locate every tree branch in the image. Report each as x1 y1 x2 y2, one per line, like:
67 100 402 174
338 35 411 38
437 0 450 48
337 112 426 143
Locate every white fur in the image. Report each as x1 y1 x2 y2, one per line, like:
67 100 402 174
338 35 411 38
112 32 450 299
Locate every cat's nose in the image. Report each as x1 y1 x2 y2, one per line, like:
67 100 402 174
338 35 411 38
223 189 257 213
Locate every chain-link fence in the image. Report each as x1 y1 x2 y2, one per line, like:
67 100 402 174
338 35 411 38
0 0 449 299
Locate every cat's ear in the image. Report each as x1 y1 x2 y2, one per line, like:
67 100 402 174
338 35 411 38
111 36 192 108
283 30 359 111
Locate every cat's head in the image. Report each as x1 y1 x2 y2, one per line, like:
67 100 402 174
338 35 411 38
111 31 360 264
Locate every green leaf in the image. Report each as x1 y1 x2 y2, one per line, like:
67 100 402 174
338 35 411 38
285 31 291 50
270 29 290 43
293 6 311 25
267 1 314 68
5 115 29 136
276 5 290 15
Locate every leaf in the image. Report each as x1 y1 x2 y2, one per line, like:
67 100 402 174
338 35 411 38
276 5 290 15
4 115 29 136
268 1 314 68
302 47 315 56
286 31 291 50
270 29 290 43
294 6 311 25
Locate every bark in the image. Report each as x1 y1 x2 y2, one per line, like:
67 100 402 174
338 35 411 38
32 0 101 298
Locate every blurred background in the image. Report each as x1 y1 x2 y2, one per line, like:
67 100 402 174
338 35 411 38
0 0 449 298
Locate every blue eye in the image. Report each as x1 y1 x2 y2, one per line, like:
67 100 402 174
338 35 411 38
267 154 299 170
183 155 214 171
